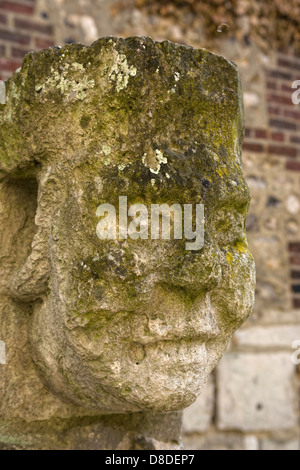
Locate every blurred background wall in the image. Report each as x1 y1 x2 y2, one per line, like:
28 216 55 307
0 0 300 450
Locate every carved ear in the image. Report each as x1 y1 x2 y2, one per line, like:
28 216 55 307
9 172 52 301
0 172 50 302
10 228 50 302
6 176 50 302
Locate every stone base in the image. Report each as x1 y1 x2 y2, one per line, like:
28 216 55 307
0 411 182 450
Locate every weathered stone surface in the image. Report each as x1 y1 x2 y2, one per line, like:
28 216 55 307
182 375 214 433
29 0 300 448
0 410 182 450
0 37 254 447
217 353 297 431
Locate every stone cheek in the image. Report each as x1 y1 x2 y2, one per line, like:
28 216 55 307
0 37 255 447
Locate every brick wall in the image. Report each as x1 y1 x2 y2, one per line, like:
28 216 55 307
0 0 54 80
243 52 300 312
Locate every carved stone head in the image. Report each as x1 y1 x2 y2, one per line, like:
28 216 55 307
0 37 255 413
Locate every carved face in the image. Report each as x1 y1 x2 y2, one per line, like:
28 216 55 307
11 143 255 413
1 38 255 413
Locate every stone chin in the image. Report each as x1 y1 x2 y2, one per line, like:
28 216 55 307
29 299 229 413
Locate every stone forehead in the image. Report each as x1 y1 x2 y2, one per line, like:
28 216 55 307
0 36 243 176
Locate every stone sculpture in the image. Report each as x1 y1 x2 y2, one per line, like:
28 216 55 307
0 37 255 449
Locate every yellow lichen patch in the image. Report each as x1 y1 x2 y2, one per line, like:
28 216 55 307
216 166 229 178
226 251 233 264
235 241 247 253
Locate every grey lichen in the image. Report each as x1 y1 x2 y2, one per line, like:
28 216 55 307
109 51 137 93
35 62 95 102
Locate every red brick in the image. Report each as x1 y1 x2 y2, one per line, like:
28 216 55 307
277 47 290 55
290 256 300 265
278 58 300 71
0 28 30 45
292 51 300 63
268 144 297 158
271 132 285 142
11 46 31 58
278 58 292 68
269 119 296 130
242 142 264 152
292 270 300 279
0 57 21 72
14 18 53 35
289 243 300 253
254 128 268 139
268 106 281 116
281 83 294 93
293 298 300 309
35 37 54 49
0 13 7 25
290 135 300 144
266 81 277 90
244 128 252 138
286 161 300 171
284 109 300 120
0 1 34 15
267 70 292 80
267 93 294 106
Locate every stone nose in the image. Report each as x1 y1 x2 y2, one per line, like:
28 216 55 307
164 245 223 295
145 290 222 342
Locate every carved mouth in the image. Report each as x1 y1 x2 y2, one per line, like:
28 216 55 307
135 331 219 346
127 337 210 371
136 312 221 345
71 301 221 347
